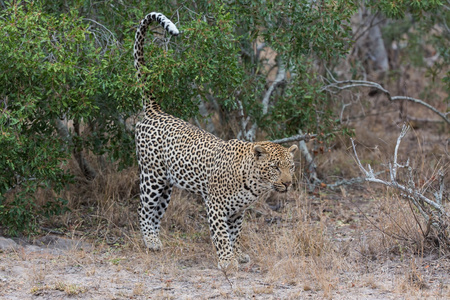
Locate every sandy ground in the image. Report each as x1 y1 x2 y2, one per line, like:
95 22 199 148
1 233 449 300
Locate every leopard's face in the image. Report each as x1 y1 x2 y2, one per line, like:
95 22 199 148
253 142 297 193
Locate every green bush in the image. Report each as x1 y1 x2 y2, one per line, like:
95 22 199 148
0 1 138 234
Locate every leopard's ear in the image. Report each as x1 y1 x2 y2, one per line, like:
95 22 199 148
288 145 298 156
254 145 267 160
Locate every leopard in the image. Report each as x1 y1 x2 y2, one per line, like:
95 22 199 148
133 12 298 270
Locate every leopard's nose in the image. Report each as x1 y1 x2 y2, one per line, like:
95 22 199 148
282 181 291 188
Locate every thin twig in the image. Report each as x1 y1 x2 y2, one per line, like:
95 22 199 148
353 202 411 242
84 18 116 40
220 268 234 290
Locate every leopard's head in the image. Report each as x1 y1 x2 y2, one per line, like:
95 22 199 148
252 142 298 193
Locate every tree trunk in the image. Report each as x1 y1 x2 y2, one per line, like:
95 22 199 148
55 118 96 180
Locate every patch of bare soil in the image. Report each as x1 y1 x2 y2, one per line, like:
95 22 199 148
1 191 449 300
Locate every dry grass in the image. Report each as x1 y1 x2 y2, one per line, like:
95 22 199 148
238 192 346 297
54 281 88 296
44 162 141 247
40 162 351 295
2 169 450 299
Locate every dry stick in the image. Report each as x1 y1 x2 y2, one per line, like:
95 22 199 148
322 78 450 125
271 133 317 144
219 268 234 295
388 195 419 240
352 11 383 42
40 227 66 235
298 130 320 184
221 269 233 287
403 193 430 224
325 171 385 190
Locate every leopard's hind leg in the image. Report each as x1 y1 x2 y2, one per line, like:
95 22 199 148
138 169 173 250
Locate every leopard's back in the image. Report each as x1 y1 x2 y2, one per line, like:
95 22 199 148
136 112 224 196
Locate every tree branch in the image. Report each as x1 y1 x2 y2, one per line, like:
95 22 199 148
322 77 450 125
236 99 249 141
325 171 385 190
271 133 316 144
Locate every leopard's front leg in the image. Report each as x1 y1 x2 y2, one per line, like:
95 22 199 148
228 212 250 264
205 200 238 271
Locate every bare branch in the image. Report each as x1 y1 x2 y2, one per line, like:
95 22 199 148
245 55 286 142
392 124 410 180
351 126 448 217
84 18 117 42
402 193 430 223
264 58 286 104
271 133 316 144
435 168 445 206
297 130 320 185
84 18 120 55
325 171 385 190
391 95 449 123
322 79 450 125
236 99 249 140
351 138 369 176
